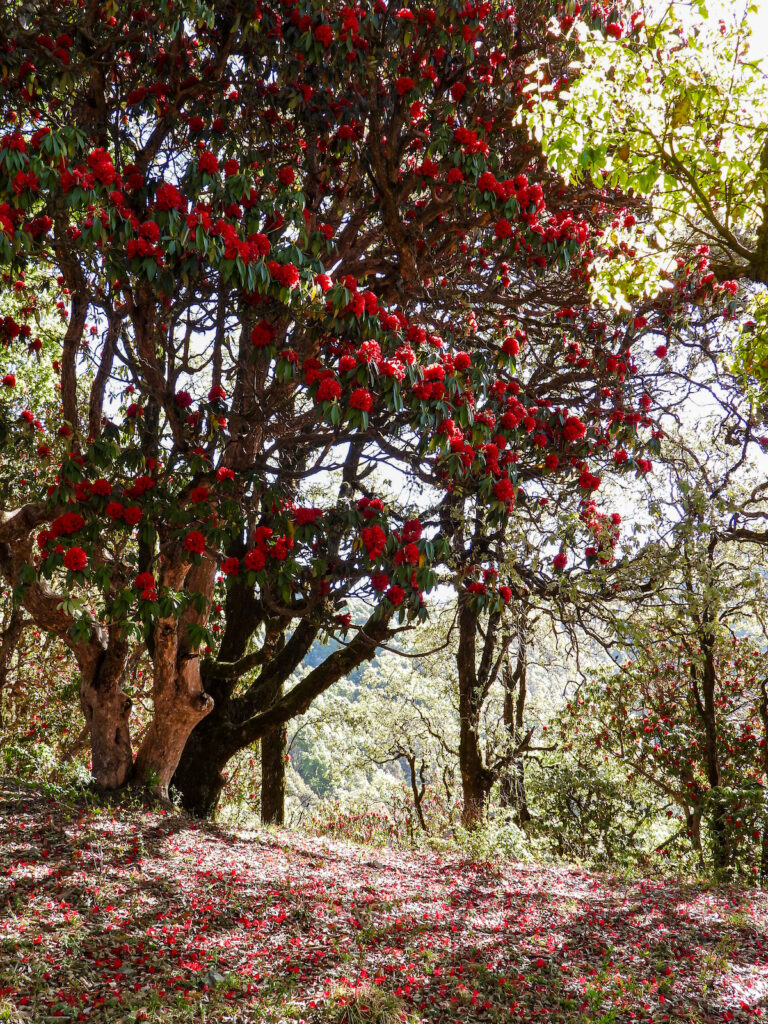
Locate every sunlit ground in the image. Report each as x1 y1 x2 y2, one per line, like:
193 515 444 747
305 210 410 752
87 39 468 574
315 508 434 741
1 782 767 1024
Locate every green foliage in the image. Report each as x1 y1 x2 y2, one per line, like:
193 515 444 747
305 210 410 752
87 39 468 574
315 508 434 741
526 3 768 303
451 815 532 866
527 758 670 871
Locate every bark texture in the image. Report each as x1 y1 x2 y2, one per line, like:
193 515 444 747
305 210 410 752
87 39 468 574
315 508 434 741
260 720 287 826
457 597 496 829
1 536 134 789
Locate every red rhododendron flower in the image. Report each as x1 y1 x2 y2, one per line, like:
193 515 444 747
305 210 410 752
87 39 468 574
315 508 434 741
295 507 323 525
244 548 266 572
154 182 185 211
562 415 586 443
221 556 240 576
314 23 333 47
553 552 568 570
401 519 422 543
399 542 420 565
198 151 219 174
139 220 160 243
357 499 385 524
361 524 387 559
190 486 210 504
499 585 512 603
64 547 88 571
270 262 300 288
52 512 85 536
349 387 373 412
493 478 515 503
386 584 405 606
2 373 14 387
316 377 342 403
216 467 235 482
134 571 155 590
251 321 275 347
124 505 142 526
183 531 206 554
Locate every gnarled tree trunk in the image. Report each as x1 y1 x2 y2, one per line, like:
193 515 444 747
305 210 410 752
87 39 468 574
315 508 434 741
133 654 213 799
80 634 133 790
459 725 494 829
171 708 233 817
1 536 135 790
133 554 216 799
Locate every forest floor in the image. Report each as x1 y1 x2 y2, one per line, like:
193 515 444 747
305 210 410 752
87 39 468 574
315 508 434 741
1 780 767 1024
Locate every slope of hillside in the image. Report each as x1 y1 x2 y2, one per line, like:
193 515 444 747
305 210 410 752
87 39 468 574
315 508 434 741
1 779 766 1023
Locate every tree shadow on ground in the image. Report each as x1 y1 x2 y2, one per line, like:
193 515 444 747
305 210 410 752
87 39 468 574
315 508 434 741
1 781 766 1023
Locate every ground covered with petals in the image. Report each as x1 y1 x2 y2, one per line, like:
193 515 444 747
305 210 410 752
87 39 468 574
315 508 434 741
1 781 767 1024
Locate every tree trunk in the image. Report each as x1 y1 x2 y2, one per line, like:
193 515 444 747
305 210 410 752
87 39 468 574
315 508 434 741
405 753 429 832
174 607 392 817
133 654 213 799
0 603 23 736
261 720 287 826
758 677 768 884
134 555 217 800
459 726 493 828
700 632 729 877
500 760 532 825
80 638 133 790
686 807 705 870
1 541 135 790
171 709 234 817
457 596 495 829
499 605 531 825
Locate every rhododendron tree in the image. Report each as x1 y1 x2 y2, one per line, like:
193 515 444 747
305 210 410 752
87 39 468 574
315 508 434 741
0 0 723 807
559 417 768 878
563 634 768 879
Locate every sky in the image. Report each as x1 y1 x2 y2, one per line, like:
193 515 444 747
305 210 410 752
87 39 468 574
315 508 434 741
662 1 768 59
744 0 767 57
721 0 767 57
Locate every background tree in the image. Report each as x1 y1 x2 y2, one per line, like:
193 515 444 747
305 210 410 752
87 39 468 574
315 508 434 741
560 414 768 878
526 0 768 387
